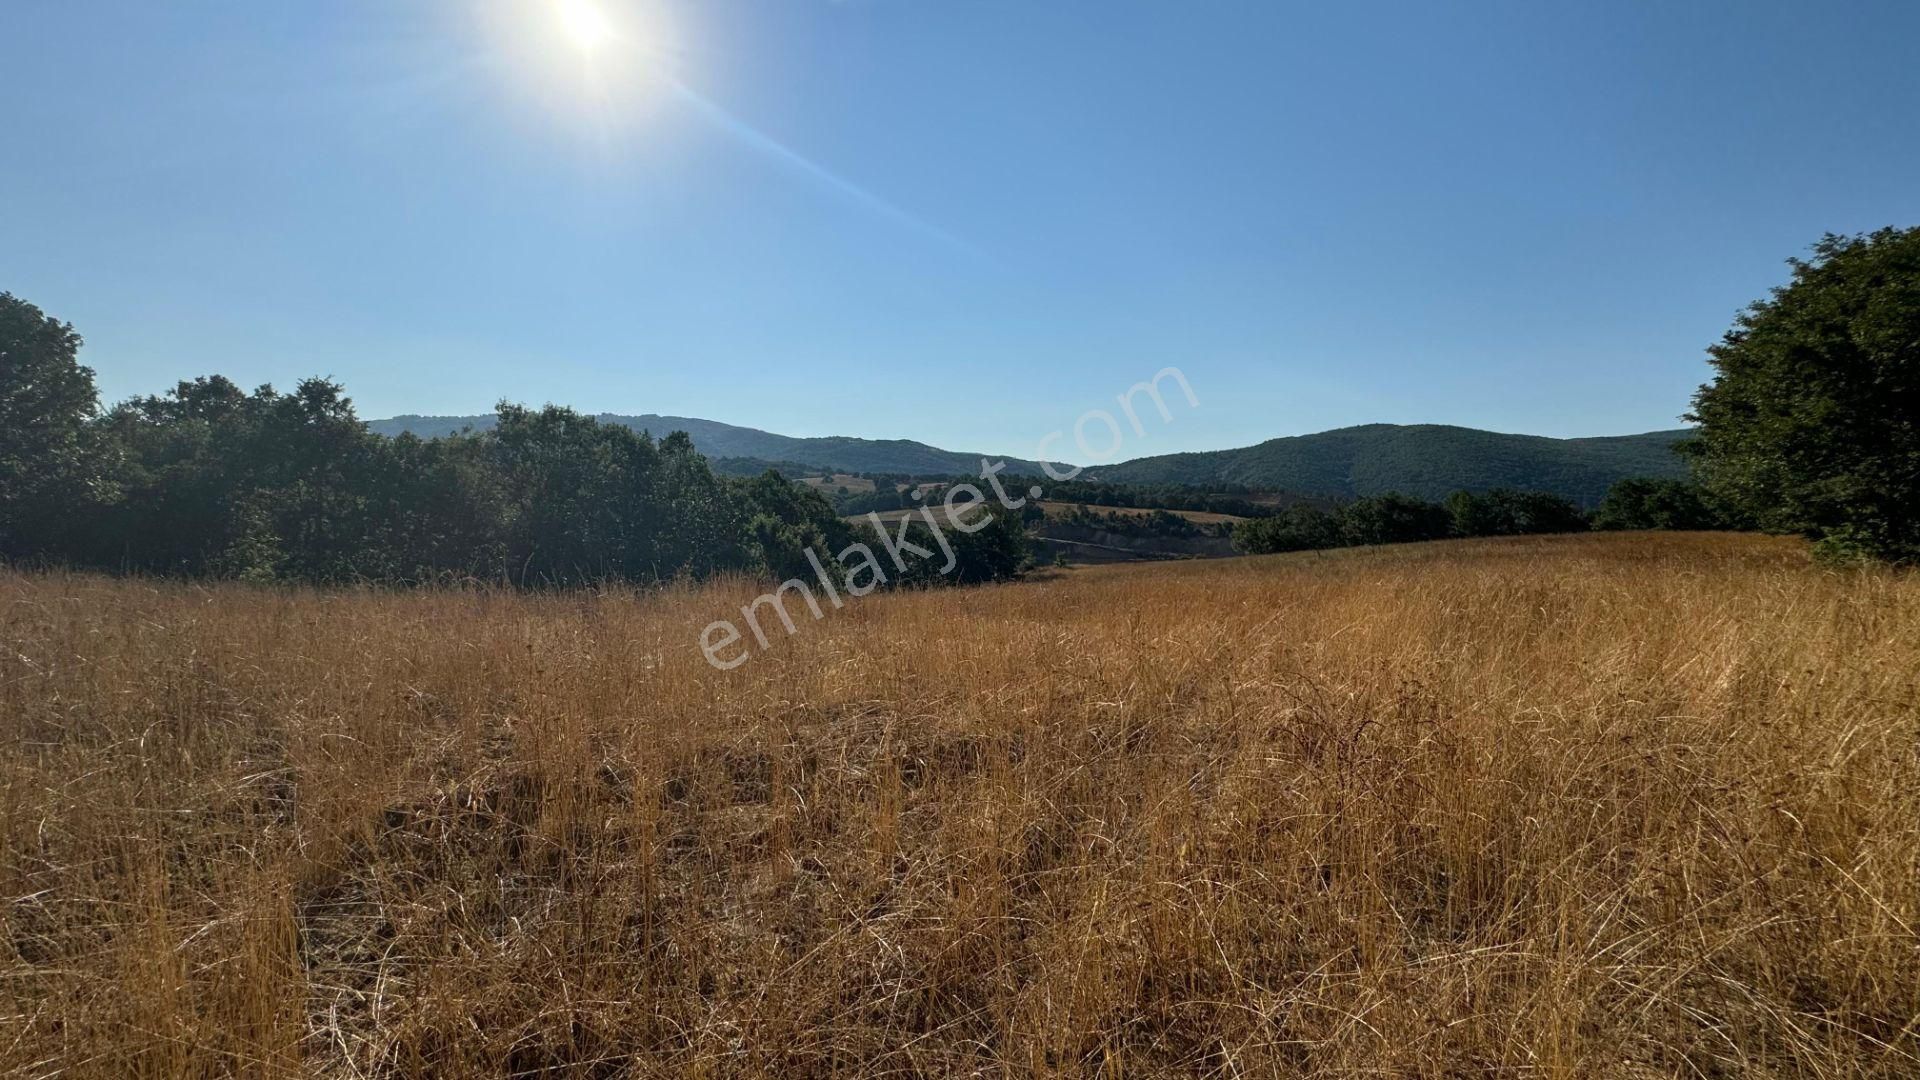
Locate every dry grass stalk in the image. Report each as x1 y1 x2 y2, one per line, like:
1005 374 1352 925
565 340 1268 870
2 532 1915 1077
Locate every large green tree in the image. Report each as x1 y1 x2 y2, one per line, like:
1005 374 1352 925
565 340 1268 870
1688 228 1920 563
0 293 101 558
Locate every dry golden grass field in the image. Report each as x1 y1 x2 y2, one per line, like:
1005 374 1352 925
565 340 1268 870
3 533 1917 1078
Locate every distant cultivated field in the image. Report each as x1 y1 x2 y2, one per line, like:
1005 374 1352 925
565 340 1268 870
855 501 1243 527
798 473 878 494
1038 500 1247 524
3 533 1916 1077
849 506 920 522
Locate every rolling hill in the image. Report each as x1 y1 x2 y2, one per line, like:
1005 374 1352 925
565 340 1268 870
1092 424 1693 505
367 413 1062 477
369 414 1694 506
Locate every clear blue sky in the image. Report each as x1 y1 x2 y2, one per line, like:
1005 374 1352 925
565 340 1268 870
4 1 1917 458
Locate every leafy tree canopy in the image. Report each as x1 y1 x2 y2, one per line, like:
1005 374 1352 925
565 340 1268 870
1592 478 1731 532
1688 227 1920 563
0 293 99 556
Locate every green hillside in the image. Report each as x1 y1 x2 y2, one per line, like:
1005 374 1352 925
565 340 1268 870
370 414 1694 506
368 413 1059 477
1095 424 1694 505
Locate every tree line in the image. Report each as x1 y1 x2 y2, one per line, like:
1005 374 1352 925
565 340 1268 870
0 293 1033 588
1231 481 1740 555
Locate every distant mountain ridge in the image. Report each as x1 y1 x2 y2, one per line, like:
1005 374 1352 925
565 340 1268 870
1093 424 1694 505
368 413 1693 506
367 413 1062 478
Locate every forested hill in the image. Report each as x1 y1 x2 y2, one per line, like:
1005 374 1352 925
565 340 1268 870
368 413 1060 477
372 413 1693 505
1094 424 1693 505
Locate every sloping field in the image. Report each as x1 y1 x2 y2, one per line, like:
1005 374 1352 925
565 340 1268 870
3 533 1916 1077
799 474 878 495
1037 501 1247 524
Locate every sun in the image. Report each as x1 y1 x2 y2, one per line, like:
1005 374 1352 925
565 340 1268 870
470 0 676 129
555 0 615 54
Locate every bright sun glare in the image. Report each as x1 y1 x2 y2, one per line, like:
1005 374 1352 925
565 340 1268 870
555 0 615 54
479 0 675 128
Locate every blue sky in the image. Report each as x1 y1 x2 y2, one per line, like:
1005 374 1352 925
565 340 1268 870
4 1 1917 458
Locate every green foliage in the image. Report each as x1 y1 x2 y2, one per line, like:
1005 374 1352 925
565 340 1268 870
1231 505 1343 554
1052 504 1227 540
374 418 1696 510
1445 489 1588 537
0 295 928 591
880 506 1032 587
1236 489 1590 555
372 413 1062 477
87 376 384 580
1592 478 1730 532
833 486 919 516
1687 227 1920 564
706 455 841 479
1806 526 1891 567
0 293 102 558
77 391 860 588
731 470 852 584
362 431 514 582
1007 477 1279 518
1340 493 1455 547
483 406 765 586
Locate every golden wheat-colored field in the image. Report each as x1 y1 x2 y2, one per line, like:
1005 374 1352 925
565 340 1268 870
3 533 1916 1078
